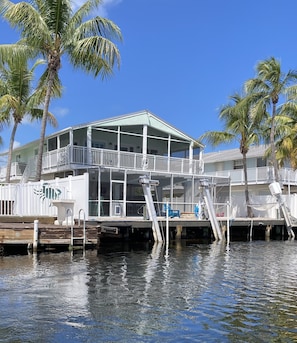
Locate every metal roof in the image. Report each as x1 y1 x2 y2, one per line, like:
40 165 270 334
7 109 204 153
72 109 202 144
203 145 269 163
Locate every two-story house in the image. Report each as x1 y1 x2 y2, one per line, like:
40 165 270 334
0 110 228 220
203 145 297 217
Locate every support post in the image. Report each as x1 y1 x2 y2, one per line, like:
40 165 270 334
165 204 169 258
226 201 230 244
265 225 272 241
176 225 183 239
33 219 39 252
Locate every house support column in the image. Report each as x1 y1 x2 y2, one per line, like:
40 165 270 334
117 126 121 168
184 179 192 212
87 126 92 164
142 125 148 168
167 134 171 172
69 129 73 165
189 141 193 173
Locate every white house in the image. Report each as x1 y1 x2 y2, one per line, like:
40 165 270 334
0 110 229 220
203 145 297 218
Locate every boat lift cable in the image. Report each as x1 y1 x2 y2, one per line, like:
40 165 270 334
139 175 163 243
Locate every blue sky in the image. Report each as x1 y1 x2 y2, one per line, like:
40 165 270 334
1 0 297 153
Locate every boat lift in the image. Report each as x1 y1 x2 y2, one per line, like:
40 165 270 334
269 182 296 239
139 175 163 243
199 179 224 241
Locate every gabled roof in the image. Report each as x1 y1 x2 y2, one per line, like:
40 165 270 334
73 109 202 145
203 145 269 163
7 110 203 154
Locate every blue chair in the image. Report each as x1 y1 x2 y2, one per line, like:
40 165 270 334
194 204 199 218
163 204 180 218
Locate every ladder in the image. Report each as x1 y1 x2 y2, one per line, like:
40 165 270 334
139 175 163 243
70 209 86 248
199 179 224 241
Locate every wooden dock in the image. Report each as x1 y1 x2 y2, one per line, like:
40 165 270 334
0 215 291 254
0 216 98 251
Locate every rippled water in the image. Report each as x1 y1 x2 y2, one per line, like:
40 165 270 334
1 240 297 342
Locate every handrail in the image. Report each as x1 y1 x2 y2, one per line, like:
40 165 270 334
205 166 297 186
40 146 204 176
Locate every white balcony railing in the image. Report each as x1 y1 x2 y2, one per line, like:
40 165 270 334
206 166 297 186
41 146 204 175
0 146 204 181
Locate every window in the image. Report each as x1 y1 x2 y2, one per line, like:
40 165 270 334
92 141 105 148
48 137 57 151
257 157 267 167
233 160 243 170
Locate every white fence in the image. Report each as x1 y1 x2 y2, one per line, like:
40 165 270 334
0 174 89 218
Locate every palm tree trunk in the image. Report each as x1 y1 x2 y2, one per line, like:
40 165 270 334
243 151 253 217
35 69 56 181
270 103 279 183
5 121 18 183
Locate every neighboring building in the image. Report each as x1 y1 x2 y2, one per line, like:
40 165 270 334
204 145 297 217
0 110 229 219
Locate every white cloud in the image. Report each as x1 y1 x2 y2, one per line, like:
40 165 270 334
52 107 70 118
13 141 21 149
72 0 122 17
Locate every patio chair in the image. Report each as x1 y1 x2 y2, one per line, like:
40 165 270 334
162 203 180 218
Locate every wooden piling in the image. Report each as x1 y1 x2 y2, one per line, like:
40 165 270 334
176 225 183 239
33 220 39 252
265 225 272 241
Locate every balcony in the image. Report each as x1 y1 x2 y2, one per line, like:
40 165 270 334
45 146 204 175
0 162 27 181
1 146 204 182
205 166 297 186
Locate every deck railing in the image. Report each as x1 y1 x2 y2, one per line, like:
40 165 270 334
40 146 204 176
205 166 297 186
0 146 203 181
0 162 27 180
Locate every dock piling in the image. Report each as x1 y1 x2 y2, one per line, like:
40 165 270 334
33 220 39 252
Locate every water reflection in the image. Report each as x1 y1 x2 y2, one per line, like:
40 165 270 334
1 241 297 342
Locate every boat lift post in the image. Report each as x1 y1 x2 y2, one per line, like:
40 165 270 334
269 182 295 239
199 179 224 241
139 175 163 243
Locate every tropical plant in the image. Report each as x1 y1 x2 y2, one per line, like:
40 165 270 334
0 0 122 181
245 57 297 183
199 92 262 217
0 55 58 183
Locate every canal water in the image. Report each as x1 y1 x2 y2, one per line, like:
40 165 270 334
1 240 297 342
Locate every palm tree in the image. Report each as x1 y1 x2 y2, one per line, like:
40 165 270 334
199 92 262 217
0 0 122 181
245 57 297 183
0 55 58 183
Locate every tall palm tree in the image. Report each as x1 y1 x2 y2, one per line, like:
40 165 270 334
199 92 262 217
0 55 58 183
245 57 297 183
0 0 122 181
